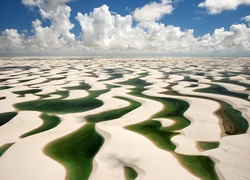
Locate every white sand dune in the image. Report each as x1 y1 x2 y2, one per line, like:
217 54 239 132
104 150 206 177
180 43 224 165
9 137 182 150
173 83 250 126
0 91 39 113
142 78 222 152
0 111 42 146
0 113 85 180
170 77 250 180
208 134 250 180
64 90 89 100
0 57 249 180
93 124 199 180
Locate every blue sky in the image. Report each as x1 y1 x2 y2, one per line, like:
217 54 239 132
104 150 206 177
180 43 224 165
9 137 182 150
0 0 250 56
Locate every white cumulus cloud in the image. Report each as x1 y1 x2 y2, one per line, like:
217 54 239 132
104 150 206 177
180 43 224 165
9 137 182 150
241 15 250 26
199 24 250 54
76 5 147 49
133 0 174 22
0 29 25 51
199 0 250 14
22 0 75 46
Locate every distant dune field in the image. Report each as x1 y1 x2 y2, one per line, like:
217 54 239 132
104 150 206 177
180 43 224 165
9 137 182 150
0 57 249 180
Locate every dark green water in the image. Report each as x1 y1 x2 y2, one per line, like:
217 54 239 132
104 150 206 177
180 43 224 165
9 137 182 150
0 143 14 157
14 89 108 114
0 112 17 126
21 113 61 138
45 124 104 180
86 96 141 123
198 141 220 151
124 166 138 180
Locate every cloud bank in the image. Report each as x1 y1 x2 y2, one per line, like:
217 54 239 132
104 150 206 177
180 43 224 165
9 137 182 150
0 0 250 56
